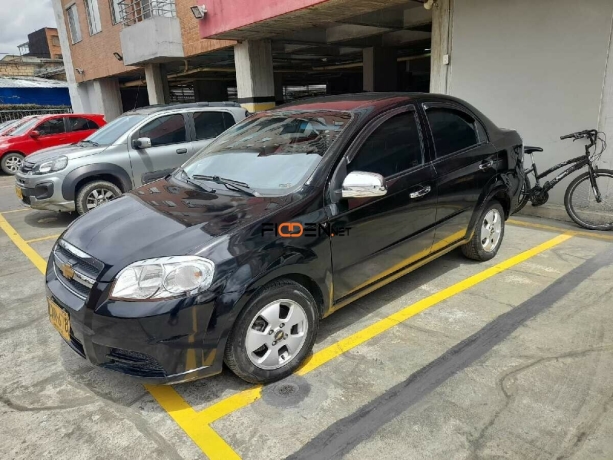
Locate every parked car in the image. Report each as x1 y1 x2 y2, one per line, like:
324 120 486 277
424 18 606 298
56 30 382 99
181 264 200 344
0 114 105 174
15 102 248 214
46 93 524 384
0 115 40 137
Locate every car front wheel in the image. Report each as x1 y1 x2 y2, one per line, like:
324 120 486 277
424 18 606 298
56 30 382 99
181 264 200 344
76 180 122 215
461 201 505 261
224 279 319 384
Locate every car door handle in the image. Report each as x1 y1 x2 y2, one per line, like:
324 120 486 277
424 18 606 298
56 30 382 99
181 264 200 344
409 185 431 199
176 148 188 154
479 160 495 171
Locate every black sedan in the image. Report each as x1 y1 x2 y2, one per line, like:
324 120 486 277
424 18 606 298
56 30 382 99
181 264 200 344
46 93 524 384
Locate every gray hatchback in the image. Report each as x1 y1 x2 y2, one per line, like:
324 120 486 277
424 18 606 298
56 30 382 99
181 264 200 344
15 102 248 214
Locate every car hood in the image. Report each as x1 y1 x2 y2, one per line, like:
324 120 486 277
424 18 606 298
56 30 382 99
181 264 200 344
25 143 108 164
62 178 291 268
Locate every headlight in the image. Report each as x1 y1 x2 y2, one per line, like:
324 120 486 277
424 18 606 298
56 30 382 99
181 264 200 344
110 256 215 301
34 156 68 175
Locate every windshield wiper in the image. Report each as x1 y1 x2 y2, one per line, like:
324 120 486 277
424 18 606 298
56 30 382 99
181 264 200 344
192 175 260 197
177 170 216 193
78 140 99 147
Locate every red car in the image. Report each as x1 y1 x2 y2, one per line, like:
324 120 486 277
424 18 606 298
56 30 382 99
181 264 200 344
0 113 106 174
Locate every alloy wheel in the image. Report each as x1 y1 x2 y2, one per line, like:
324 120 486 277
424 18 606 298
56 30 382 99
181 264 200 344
4 155 23 174
480 208 502 252
245 299 308 370
86 189 116 210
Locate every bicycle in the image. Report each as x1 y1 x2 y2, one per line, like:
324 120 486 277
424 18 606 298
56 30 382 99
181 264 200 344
515 129 613 230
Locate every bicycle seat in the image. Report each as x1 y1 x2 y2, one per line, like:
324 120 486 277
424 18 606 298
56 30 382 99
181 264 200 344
524 146 544 154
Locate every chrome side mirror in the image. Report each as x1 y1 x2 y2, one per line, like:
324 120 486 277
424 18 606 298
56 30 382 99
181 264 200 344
341 171 387 199
133 137 152 149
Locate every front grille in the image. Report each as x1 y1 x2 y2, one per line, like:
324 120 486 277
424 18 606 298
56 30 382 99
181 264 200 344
53 240 103 300
104 348 166 378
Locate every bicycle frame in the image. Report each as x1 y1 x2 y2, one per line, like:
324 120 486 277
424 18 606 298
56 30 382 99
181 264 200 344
524 154 590 193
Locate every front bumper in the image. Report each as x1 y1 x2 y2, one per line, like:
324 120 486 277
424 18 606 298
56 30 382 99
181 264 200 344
15 171 75 212
45 251 230 384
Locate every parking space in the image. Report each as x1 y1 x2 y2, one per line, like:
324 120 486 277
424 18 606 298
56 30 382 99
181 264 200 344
1 172 613 460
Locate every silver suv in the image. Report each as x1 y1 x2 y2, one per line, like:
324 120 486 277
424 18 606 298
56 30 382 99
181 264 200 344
15 102 248 214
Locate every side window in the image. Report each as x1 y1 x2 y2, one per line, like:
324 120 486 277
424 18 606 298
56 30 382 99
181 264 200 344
193 112 226 140
222 112 236 129
426 108 479 158
69 117 99 132
139 114 187 147
36 118 66 136
348 112 423 178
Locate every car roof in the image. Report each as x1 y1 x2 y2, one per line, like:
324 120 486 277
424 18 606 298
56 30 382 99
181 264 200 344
32 113 104 121
276 92 426 112
124 101 243 116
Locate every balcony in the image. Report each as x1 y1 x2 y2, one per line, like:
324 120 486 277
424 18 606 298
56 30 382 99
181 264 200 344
119 0 184 66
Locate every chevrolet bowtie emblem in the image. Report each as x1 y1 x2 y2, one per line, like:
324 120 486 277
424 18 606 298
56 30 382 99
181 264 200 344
60 262 75 280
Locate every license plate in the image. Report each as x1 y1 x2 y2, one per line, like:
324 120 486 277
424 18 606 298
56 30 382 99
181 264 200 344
15 187 23 200
48 298 71 342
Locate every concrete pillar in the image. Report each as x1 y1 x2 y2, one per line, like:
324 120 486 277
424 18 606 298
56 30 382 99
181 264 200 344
234 40 275 112
274 73 284 105
597 17 613 170
51 0 83 112
363 47 397 92
430 0 452 94
144 63 168 105
92 78 123 121
194 80 228 102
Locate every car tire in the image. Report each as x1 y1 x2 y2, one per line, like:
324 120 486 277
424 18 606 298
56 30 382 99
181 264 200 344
461 201 505 261
224 279 319 384
75 180 122 215
1 152 24 175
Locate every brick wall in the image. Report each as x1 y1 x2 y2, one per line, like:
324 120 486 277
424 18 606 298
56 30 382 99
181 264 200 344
0 61 63 78
175 0 235 57
45 28 64 60
60 0 138 82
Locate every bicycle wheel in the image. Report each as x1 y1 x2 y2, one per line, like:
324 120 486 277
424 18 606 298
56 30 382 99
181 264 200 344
565 169 613 230
513 175 531 214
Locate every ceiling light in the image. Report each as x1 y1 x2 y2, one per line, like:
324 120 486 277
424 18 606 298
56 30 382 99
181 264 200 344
191 5 207 19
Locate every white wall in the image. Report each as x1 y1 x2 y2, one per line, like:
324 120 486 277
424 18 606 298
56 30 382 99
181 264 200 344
448 0 613 205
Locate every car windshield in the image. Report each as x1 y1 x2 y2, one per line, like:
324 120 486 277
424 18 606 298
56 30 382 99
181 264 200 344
84 114 146 145
7 118 40 136
181 111 353 196
0 120 17 135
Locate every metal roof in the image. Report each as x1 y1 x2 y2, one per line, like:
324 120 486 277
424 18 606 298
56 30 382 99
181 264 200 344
0 77 68 89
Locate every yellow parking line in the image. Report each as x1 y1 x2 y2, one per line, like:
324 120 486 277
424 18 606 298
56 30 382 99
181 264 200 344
25 234 61 244
0 208 31 214
0 211 575 460
0 213 48 273
508 218 613 241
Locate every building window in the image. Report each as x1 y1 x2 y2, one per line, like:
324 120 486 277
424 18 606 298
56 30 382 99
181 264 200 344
109 0 122 24
66 4 82 44
85 0 102 35
51 35 60 46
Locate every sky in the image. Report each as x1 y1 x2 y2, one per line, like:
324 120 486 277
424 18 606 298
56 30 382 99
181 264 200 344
0 0 57 56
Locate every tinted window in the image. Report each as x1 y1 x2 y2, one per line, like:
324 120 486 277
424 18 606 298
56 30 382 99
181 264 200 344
37 118 66 136
223 112 236 129
349 112 423 177
69 117 99 132
427 108 478 157
139 114 186 147
193 112 226 140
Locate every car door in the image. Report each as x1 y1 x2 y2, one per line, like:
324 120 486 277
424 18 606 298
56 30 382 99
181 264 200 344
65 116 100 143
423 103 497 251
328 107 437 301
30 117 69 151
189 110 237 155
128 113 191 185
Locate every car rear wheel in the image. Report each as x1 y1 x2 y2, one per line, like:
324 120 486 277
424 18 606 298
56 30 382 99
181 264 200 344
461 201 505 261
1 152 24 175
224 279 319 384
75 180 121 215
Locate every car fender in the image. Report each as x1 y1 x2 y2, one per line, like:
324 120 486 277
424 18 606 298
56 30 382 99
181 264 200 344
62 163 133 200
467 173 513 240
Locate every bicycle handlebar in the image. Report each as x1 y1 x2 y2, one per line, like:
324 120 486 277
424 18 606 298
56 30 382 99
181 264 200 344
560 129 598 141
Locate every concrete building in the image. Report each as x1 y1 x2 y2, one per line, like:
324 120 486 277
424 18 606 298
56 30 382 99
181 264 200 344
55 0 613 211
18 28 64 60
